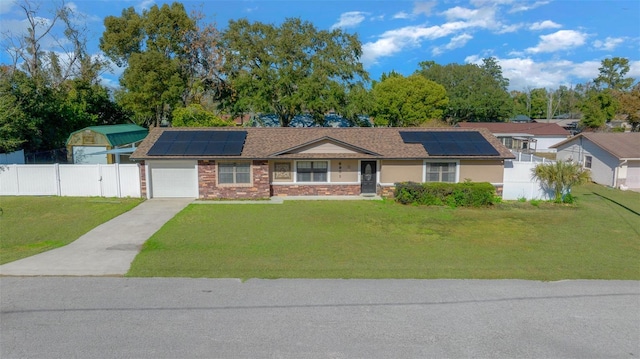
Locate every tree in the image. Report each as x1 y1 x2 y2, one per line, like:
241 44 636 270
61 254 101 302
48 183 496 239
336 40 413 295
532 161 591 203
594 57 634 91
580 88 618 129
101 2 222 126
618 83 640 131
220 18 369 127
171 104 233 127
417 60 513 123
2 0 107 88
371 74 448 127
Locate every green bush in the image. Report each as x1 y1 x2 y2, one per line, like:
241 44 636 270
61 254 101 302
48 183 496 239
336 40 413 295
394 181 496 207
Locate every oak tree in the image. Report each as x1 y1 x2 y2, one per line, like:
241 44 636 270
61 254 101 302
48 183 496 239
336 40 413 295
220 18 369 127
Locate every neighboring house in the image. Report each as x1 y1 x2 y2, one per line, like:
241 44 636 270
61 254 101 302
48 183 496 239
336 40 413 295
131 127 515 199
457 122 571 153
551 132 640 190
66 124 148 164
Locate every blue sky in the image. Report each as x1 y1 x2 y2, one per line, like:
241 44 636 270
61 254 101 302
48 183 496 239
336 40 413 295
1 0 639 91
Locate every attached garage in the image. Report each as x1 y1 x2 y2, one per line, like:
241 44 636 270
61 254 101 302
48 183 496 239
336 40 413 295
147 160 198 198
625 161 640 189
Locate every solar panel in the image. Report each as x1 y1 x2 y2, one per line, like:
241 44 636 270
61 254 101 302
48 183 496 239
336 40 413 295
400 131 500 156
147 142 170 156
184 141 207 156
147 130 247 156
223 141 244 155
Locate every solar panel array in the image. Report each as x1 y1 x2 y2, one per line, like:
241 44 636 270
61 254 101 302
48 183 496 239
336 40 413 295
400 131 500 156
147 131 247 156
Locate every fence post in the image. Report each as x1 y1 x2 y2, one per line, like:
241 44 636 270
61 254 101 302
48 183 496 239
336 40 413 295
54 163 61 196
115 163 122 198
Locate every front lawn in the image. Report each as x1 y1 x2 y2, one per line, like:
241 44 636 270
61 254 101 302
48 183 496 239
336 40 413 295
128 183 640 280
0 196 143 264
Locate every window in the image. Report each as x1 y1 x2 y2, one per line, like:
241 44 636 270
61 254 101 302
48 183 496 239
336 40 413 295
502 137 513 149
296 161 328 182
585 156 592 169
219 162 250 184
426 162 456 183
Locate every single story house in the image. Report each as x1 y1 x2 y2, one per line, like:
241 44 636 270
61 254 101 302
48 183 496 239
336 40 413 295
130 127 515 199
551 132 640 190
457 122 571 153
66 124 148 164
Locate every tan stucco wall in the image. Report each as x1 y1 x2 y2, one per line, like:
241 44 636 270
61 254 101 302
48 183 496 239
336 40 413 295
330 159 358 182
380 160 423 183
458 160 504 183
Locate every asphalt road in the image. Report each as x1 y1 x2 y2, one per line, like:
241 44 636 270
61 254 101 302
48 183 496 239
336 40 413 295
1 278 638 359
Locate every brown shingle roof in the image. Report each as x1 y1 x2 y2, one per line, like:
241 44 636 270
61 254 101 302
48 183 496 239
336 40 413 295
457 122 571 136
131 127 515 160
551 132 640 159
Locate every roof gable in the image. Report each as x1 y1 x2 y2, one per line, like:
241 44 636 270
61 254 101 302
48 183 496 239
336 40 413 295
552 133 640 159
270 136 381 156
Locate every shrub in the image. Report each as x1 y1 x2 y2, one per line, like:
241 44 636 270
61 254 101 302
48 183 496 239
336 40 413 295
394 181 496 207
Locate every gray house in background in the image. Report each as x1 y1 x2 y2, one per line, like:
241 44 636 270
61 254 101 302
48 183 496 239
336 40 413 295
551 132 640 190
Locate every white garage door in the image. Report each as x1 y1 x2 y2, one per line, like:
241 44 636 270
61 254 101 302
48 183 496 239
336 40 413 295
148 160 198 198
626 161 640 189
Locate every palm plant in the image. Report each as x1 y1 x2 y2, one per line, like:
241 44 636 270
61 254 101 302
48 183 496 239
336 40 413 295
532 161 591 203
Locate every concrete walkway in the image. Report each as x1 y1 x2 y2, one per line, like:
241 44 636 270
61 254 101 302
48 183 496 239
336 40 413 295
0 199 192 277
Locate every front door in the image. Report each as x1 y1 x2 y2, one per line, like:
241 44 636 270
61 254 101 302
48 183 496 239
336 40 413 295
360 161 377 194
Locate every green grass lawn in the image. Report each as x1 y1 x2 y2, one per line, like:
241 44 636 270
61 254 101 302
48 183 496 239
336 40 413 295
0 196 143 264
128 183 640 280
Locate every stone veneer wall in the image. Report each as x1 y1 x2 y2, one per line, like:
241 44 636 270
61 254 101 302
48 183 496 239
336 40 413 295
272 184 361 196
198 160 270 199
139 161 147 198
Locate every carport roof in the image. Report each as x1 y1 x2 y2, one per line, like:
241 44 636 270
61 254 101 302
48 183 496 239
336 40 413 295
67 124 148 147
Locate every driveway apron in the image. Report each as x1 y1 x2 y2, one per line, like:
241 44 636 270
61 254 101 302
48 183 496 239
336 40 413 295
0 199 192 276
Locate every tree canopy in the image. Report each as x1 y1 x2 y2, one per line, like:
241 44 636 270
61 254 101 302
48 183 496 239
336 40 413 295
100 2 222 126
417 58 513 123
371 74 448 127
219 18 369 127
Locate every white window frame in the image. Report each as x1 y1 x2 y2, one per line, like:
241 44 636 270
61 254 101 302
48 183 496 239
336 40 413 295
295 160 330 183
217 161 252 186
584 155 592 169
423 160 459 183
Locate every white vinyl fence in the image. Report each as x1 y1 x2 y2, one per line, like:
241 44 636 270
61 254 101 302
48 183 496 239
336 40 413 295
0 164 141 198
502 160 554 201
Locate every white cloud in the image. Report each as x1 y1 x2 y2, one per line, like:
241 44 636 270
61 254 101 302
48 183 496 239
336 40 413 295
0 0 14 15
629 61 640 78
497 23 523 34
593 37 625 51
466 56 604 90
526 30 587 54
433 33 473 56
363 2 508 66
529 20 561 31
440 6 500 31
413 1 437 16
509 1 550 13
393 11 411 19
331 11 368 30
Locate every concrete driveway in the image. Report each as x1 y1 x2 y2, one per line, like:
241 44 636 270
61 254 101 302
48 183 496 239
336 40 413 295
0 198 192 276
